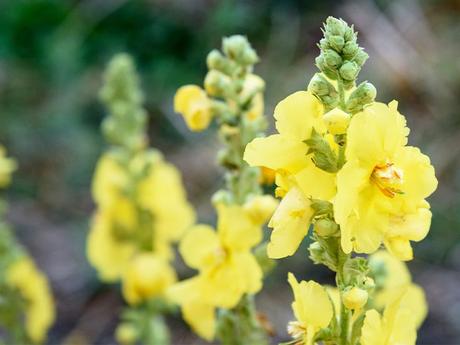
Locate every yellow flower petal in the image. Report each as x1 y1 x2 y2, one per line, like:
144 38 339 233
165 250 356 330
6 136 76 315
268 187 313 258
179 225 221 270
244 134 308 173
274 91 325 141
174 85 212 131
287 273 333 330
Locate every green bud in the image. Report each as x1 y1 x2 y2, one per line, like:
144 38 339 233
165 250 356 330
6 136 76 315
325 16 346 36
362 277 375 290
206 49 233 74
344 26 355 41
222 35 258 65
315 55 337 80
308 73 333 96
353 50 369 66
314 218 339 237
323 49 342 69
346 82 377 113
204 70 232 97
339 61 360 81
342 41 359 58
319 38 329 50
329 35 345 52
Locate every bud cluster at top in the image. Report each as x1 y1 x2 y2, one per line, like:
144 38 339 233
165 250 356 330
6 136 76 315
308 17 376 113
99 54 147 151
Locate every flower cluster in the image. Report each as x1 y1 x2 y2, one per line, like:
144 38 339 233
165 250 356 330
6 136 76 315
243 17 436 344
86 54 195 344
171 36 278 344
0 147 55 344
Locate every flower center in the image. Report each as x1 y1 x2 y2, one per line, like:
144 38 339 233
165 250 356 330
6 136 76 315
371 162 404 198
287 321 305 340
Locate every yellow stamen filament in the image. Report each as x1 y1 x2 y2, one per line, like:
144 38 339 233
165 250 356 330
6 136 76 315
371 162 404 198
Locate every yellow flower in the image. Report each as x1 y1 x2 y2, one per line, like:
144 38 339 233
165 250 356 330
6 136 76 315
244 91 336 258
88 152 195 281
267 186 313 258
334 101 437 257
241 74 265 120
174 85 213 131
361 290 417 345
168 200 269 340
122 253 176 305
370 250 427 328
6 256 55 344
287 273 333 345
137 157 196 258
0 146 16 188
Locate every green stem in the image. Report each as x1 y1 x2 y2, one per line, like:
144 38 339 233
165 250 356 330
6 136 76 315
336 246 350 345
337 75 346 110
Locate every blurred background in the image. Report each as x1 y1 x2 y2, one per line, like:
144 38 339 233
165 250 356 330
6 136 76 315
0 0 459 344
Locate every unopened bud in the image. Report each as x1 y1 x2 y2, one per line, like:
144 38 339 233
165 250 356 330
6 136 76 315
116 323 138 345
342 41 359 58
204 70 231 97
325 16 346 36
207 49 229 72
323 49 342 69
223 35 258 65
329 35 345 52
339 61 360 81
319 38 329 50
314 218 339 237
353 50 369 66
323 107 351 135
343 287 368 310
308 73 333 96
346 82 377 113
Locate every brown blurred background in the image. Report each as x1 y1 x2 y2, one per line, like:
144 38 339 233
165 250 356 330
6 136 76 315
0 0 459 344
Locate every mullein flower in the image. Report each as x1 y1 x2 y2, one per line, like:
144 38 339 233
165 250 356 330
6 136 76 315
174 85 213 131
361 290 417 345
122 253 176 305
244 91 336 258
334 101 437 259
6 256 55 344
87 151 195 281
369 250 427 328
286 273 333 345
168 196 276 341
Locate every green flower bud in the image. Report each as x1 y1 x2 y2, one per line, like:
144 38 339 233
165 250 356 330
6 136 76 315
319 38 329 50
325 16 346 36
353 50 369 66
346 82 377 113
222 35 258 65
344 26 355 41
329 35 345 52
314 218 339 237
315 55 338 80
342 41 359 58
207 49 230 72
363 277 375 290
308 73 332 96
324 49 342 69
339 61 360 81
204 70 232 97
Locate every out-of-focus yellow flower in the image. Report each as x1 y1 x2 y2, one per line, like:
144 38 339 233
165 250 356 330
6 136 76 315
334 101 437 258
87 152 195 281
287 273 333 345
0 146 16 188
245 92 264 120
259 166 276 185
361 290 417 345
116 323 138 345
168 199 271 340
122 253 176 305
174 85 213 131
6 256 55 344
244 91 336 258
370 250 427 328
